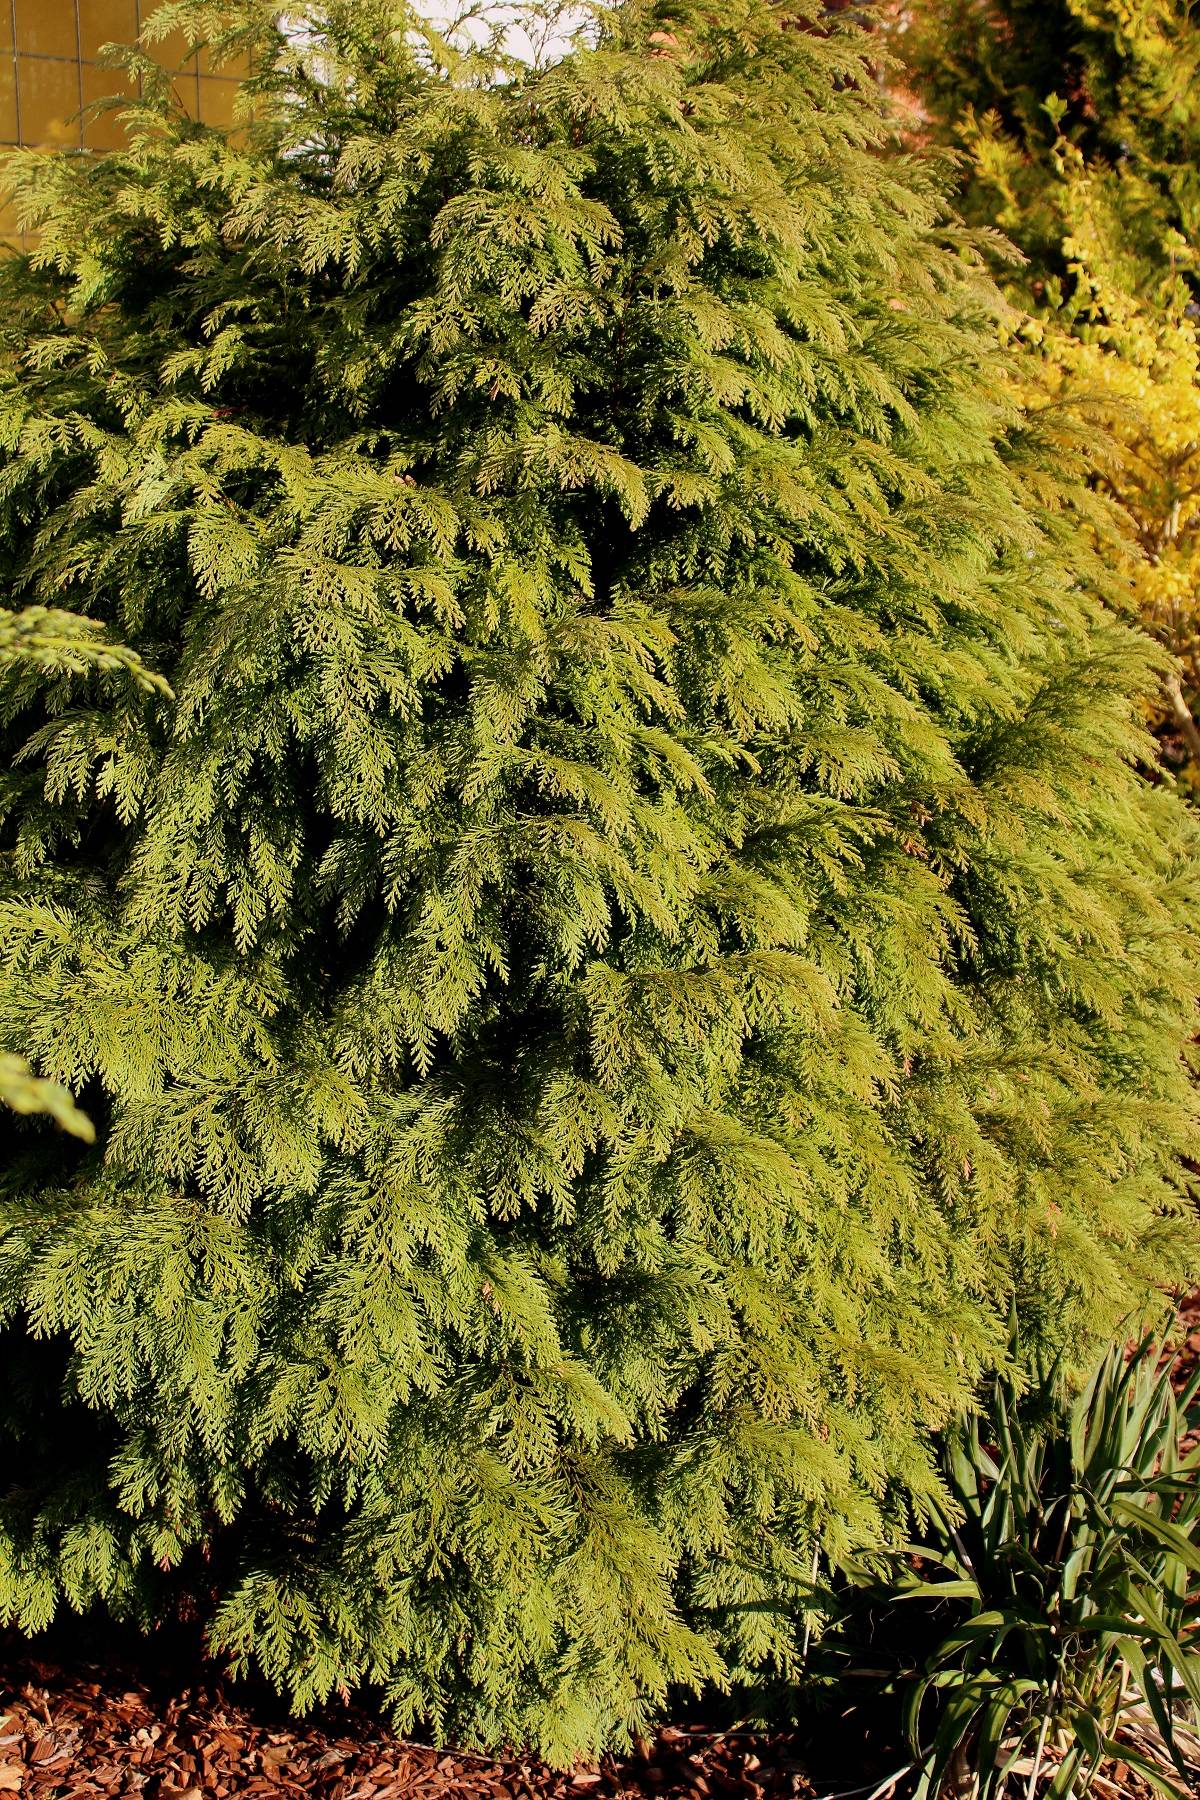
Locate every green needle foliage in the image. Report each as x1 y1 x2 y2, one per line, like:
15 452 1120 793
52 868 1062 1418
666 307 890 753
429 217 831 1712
850 1333 1200 1799
0 0 1196 1757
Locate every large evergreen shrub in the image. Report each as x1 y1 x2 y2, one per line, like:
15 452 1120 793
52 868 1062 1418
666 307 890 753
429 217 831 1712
0 0 1195 1757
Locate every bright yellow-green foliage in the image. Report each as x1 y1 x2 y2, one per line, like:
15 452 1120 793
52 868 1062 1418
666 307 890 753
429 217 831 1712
1035 146 1200 778
0 605 164 1134
0 0 1196 1758
0 605 173 697
0 1054 94 1140
898 0 1200 784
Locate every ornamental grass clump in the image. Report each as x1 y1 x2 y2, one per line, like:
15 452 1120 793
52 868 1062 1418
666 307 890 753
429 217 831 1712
846 1332 1200 1799
0 0 1196 1759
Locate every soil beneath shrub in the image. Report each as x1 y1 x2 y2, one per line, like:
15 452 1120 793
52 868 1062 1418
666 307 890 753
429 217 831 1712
1 1290 1196 1800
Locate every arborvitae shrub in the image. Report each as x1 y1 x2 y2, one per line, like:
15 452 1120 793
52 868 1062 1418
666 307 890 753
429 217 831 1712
0 0 1196 1759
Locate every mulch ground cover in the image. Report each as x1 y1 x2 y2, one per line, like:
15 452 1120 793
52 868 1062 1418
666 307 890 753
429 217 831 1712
0 1652 832 1800
2 1290 1196 1800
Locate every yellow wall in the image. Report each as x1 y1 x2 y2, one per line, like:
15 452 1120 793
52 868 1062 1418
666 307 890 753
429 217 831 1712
1 2 241 152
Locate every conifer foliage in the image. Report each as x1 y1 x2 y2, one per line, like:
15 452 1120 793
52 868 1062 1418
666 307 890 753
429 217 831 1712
898 0 1200 785
0 0 1196 1758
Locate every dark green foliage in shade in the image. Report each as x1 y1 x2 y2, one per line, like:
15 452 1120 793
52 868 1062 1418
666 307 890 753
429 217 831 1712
0 0 1195 1758
898 0 1200 211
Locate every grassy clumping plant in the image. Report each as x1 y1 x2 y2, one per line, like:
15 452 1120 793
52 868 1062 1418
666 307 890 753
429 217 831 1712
838 1332 1200 1799
0 0 1197 1758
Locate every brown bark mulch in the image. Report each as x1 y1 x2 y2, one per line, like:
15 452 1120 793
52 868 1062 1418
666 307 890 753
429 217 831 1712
0 1654 824 1800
